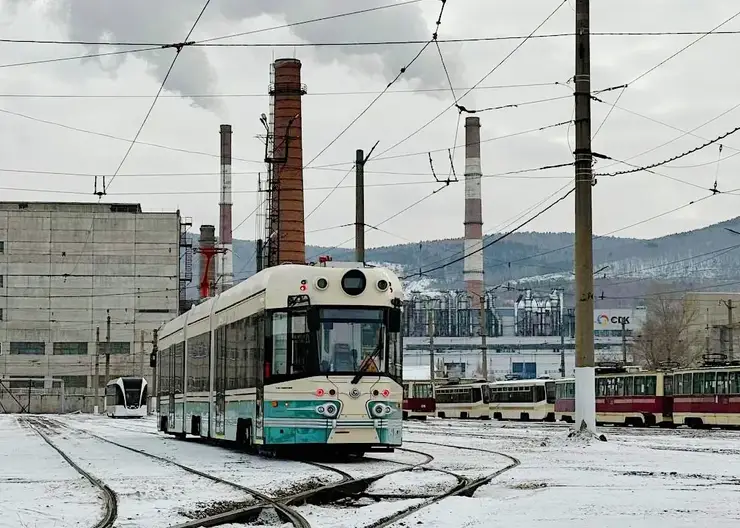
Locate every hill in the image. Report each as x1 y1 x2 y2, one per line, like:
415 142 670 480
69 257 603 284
188 216 740 307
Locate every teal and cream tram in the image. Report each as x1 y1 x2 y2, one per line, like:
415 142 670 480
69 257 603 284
156 263 404 455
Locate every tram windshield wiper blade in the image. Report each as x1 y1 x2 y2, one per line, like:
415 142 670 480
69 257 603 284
351 335 383 385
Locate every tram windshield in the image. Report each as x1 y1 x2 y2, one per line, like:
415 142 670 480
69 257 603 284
269 307 401 379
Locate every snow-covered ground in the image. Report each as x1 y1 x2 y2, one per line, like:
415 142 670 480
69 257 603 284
1 414 739 527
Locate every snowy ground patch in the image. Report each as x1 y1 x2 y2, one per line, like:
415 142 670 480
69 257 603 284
366 468 458 496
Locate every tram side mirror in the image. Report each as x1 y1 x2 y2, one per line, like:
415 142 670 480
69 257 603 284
388 308 401 333
307 307 321 332
149 352 157 368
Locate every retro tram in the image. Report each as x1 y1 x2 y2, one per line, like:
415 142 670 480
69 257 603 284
155 263 404 455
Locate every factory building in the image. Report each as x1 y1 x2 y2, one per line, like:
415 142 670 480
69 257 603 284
0 202 181 412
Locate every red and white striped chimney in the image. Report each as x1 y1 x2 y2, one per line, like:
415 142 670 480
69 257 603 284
219 124 233 291
464 116 484 308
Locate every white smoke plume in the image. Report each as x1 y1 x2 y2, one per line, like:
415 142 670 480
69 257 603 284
13 0 464 110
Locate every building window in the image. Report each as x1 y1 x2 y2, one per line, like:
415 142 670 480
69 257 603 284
7 376 43 389
0 275 3 287
9 342 45 355
0 308 3 321
53 342 88 355
0 241 4 253
60 375 87 388
97 342 131 355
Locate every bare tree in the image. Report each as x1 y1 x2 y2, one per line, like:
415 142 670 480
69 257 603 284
632 285 703 368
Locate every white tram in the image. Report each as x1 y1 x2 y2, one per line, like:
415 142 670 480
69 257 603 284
156 263 404 455
105 377 148 418
434 381 491 419
489 378 556 421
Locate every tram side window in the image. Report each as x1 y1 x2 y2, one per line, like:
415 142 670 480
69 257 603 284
624 376 633 396
615 377 625 396
387 332 402 379
246 314 263 388
290 313 311 374
403 383 409 398
482 384 490 404
682 373 692 395
645 376 656 396
224 319 244 390
272 313 288 375
159 345 171 396
413 383 433 399
664 376 673 396
717 372 728 394
173 342 184 394
731 372 740 394
534 385 545 403
566 382 575 398
703 371 716 395
675 374 684 395
472 388 482 403
186 333 210 392
597 378 607 397
693 372 703 394
545 382 556 403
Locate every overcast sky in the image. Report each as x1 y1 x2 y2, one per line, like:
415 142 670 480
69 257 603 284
1 0 740 251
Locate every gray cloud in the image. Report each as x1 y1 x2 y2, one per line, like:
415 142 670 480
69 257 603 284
13 0 464 110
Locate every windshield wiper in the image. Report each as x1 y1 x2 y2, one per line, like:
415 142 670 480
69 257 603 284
351 333 383 385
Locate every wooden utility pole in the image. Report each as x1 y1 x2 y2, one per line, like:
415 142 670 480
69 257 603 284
479 297 488 380
355 148 365 263
573 0 596 432
94 326 100 413
720 299 734 360
104 313 111 389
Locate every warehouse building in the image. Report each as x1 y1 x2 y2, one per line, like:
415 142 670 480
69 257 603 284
0 202 182 412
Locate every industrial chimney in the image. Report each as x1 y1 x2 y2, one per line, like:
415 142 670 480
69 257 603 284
267 58 307 266
218 124 233 292
198 225 216 300
464 116 484 309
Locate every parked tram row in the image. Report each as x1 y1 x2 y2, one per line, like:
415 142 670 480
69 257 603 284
403 363 740 429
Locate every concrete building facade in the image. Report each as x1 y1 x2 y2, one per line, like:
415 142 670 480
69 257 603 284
0 202 180 412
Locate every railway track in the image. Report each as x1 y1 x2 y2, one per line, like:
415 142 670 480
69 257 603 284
45 417 320 528
20 416 119 528
363 440 520 528
53 417 519 528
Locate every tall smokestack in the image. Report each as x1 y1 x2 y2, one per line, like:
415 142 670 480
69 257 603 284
199 225 216 300
219 124 233 291
464 117 484 309
269 58 306 265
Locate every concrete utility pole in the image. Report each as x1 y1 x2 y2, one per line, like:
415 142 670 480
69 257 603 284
573 0 596 433
104 313 111 389
428 311 435 382
355 148 365 263
720 299 734 360
151 328 158 415
560 313 566 377
480 296 488 380
94 326 100 413
140 330 146 378
621 320 627 363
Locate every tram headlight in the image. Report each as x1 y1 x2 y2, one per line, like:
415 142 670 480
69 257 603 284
371 403 388 418
316 405 325 415
324 403 338 417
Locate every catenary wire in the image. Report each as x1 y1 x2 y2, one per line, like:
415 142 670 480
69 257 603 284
592 8 740 139
103 0 211 194
369 0 569 161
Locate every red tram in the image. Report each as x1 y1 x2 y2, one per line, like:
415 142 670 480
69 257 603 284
402 380 435 420
555 363 740 429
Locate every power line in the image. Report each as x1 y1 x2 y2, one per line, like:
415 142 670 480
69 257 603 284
0 82 567 99
593 8 740 139
0 46 163 70
370 0 570 161
400 185 575 279
102 0 212 195
9 30 740 49
596 124 740 178
302 0 451 172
